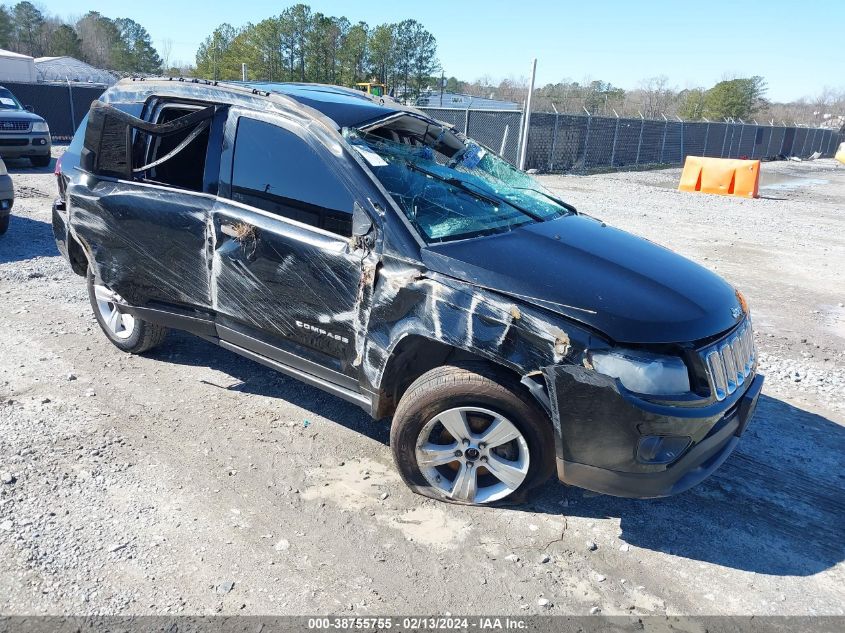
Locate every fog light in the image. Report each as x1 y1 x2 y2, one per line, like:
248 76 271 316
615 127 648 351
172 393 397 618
0 199 10 210
637 435 691 465
35 138 47 145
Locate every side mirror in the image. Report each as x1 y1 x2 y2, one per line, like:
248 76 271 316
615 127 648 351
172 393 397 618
351 202 373 237
24 105 34 113
351 202 375 250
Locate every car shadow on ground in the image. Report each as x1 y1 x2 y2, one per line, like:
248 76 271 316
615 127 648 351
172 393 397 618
529 393 845 577
3 156 55 174
0 216 59 264
147 330 388 444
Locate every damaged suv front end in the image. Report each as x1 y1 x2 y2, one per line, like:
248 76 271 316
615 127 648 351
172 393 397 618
547 324 762 498
349 114 763 499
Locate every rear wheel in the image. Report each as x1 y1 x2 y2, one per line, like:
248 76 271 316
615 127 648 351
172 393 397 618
391 363 555 505
87 268 168 353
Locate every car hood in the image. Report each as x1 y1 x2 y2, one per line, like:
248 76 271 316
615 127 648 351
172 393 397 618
0 109 44 122
420 214 744 344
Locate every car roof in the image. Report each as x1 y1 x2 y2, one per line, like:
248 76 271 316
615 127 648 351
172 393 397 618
239 82 399 128
106 78 434 131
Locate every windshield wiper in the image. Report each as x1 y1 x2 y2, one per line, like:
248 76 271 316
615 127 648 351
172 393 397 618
506 186 574 213
405 161 498 205
403 161 548 222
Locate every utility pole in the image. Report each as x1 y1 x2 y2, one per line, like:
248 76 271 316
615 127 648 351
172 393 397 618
518 58 537 171
241 63 247 82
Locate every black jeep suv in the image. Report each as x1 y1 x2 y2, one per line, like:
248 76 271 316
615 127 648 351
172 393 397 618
53 79 763 505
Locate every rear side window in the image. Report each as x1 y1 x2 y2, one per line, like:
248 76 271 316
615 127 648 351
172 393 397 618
230 117 354 237
143 105 211 191
82 100 216 194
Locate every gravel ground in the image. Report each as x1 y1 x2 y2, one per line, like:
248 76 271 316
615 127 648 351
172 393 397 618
1 148 843 616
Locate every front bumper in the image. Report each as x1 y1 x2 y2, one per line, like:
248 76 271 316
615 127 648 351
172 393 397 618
545 364 763 498
0 133 51 158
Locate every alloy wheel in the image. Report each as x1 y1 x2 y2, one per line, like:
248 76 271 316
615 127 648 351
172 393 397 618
414 406 530 504
93 284 135 340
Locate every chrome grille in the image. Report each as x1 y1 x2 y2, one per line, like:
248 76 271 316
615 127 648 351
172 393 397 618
702 321 756 401
0 120 29 132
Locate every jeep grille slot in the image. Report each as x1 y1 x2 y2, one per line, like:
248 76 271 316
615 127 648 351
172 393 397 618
702 321 755 401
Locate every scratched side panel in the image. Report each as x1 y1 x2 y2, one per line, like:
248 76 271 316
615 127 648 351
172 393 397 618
68 179 214 309
210 201 371 373
360 253 598 393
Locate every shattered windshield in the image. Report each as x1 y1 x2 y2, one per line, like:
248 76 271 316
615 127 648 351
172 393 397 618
345 125 570 243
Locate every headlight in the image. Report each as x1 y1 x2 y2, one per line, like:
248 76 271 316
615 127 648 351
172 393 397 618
31 121 49 133
590 349 690 395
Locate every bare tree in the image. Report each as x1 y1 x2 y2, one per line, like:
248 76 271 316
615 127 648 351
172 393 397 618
638 75 675 118
160 37 173 70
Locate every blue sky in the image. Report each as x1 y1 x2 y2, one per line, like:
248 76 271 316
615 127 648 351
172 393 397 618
46 0 841 102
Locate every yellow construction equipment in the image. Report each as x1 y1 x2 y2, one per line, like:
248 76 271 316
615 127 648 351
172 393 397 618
835 142 845 165
678 156 760 198
355 82 386 98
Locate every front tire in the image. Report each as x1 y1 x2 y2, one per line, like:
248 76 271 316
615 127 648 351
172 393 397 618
0 214 8 235
391 363 555 505
87 268 168 354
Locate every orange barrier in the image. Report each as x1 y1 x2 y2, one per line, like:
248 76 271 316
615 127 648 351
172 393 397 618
678 156 760 198
835 142 845 165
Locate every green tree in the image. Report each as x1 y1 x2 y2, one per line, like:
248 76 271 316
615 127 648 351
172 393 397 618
195 23 237 80
367 23 396 87
393 20 416 97
702 77 767 120
409 21 438 96
47 24 82 58
228 25 267 80
192 4 439 94
583 80 625 115
76 12 121 68
283 3 311 81
113 18 162 74
678 88 707 120
444 76 462 93
11 1 45 56
306 13 345 83
246 18 284 82
339 21 368 85
0 7 13 49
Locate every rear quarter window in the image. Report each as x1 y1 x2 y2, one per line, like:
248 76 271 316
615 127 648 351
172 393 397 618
66 101 143 171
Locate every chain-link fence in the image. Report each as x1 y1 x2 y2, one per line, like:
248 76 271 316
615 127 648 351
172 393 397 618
415 106 524 165
419 106 844 173
0 81 106 140
2 81 842 166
